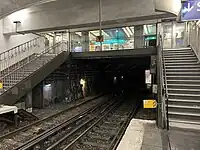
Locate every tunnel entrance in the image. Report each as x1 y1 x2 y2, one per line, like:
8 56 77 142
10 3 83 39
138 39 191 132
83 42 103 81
69 56 156 120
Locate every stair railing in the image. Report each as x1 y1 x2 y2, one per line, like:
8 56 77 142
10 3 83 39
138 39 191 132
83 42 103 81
157 34 169 129
0 42 68 95
188 21 200 61
0 36 45 76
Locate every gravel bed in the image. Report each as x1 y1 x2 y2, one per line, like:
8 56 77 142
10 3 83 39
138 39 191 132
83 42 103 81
0 96 106 150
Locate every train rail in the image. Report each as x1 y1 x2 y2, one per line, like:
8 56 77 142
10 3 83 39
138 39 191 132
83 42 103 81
13 96 138 150
14 97 118 150
62 99 138 150
0 95 107 150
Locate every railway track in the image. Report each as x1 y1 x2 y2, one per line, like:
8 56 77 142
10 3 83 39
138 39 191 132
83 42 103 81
62 99 138 150
13 96 138 150
14 96 118 150
0 95 107 150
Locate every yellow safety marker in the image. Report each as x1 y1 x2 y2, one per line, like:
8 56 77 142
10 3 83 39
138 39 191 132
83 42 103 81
0 82 3 89
143 99 157 108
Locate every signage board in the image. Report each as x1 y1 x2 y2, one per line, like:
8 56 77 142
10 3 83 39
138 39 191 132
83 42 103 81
152 84 158 94
143 100 157 108
96 36 104 42
181 0 200 21
0 82 3 89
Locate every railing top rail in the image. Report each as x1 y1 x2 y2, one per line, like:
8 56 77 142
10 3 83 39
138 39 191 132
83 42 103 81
0 42 67 80
0 36 42 56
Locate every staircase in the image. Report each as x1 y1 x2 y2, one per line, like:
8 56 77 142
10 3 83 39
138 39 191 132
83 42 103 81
0 41 69 105
164 47 200 130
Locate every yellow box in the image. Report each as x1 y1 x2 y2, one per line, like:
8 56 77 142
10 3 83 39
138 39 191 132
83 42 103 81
0 83 3 89
143 100 157 108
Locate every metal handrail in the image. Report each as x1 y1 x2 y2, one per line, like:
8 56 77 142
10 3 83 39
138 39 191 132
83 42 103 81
0 36 45 75
157 34 169 130
0 42 63 79
0 42 67 95
160 35 169 130
0 37 41 56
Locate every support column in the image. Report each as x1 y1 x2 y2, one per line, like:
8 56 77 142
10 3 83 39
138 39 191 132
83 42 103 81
55 80 65 103
134 25 144 48
32 83 44 109
25 91 32 113
81 31 89 52
172 21 176 48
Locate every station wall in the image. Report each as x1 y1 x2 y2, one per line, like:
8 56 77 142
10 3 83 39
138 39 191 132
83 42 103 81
2 0 174 34
0 19 38 53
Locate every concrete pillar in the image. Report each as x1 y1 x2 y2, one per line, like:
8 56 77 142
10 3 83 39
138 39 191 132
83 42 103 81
25 91 32 113
32 83 44 109
81 31 89 52
134 25 144 48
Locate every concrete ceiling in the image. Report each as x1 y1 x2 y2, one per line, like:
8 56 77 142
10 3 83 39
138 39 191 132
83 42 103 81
0 0 57 19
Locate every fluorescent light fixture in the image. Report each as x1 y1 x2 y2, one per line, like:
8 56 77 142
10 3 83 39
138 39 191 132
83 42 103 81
122 27 130 37
130 26 134 34
75 32 82 36
44 84 51 87
126 27 133 36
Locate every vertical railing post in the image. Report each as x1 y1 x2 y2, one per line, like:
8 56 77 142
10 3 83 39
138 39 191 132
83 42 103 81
157 41 163 128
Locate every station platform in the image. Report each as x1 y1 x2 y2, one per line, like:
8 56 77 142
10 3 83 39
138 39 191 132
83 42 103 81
117 119 200 150
0 105 18 115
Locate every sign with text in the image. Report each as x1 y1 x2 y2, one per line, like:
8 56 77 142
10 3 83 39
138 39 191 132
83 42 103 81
182 0 200 21
143 100 157 108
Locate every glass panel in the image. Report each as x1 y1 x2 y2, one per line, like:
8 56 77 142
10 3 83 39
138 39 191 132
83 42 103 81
175 23 185 48
163 23 173 48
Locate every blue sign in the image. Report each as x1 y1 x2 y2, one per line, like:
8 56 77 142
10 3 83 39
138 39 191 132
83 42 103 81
182 0 200 21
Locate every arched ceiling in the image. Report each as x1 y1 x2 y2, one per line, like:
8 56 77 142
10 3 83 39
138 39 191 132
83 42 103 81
0 0 56 19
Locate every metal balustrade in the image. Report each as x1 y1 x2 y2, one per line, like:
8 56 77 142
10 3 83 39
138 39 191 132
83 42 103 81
0 42 67 96
188 22 200 61
157 35 168 129
0 36 45 74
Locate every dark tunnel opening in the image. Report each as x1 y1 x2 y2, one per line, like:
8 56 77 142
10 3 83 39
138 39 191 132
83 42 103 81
72 56 152 101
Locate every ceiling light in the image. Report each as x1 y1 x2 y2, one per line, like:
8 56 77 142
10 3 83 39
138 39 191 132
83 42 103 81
126 27 133 36
122 28 130 37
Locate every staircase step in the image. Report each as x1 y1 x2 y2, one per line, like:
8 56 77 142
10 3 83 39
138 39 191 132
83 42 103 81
168 99 200 107
167 80 200 84
166 68 200 72
169 121 200 131
165 56 196 59
166 65 200 69
164 54 195 58
169 119 200 126
166 72 200 77
168 88 200 95
165 62 199 66
166 76 200 80
164 48 191 51
167 84 200 89
168 104 200 114
168 93 200 100
165 60 197 63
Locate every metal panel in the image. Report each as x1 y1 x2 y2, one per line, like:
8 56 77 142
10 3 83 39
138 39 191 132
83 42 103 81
71 48 157 59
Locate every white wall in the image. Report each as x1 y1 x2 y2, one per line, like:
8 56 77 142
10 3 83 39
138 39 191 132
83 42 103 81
0 19 38 53
3 0 174 34
155 0 181 16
